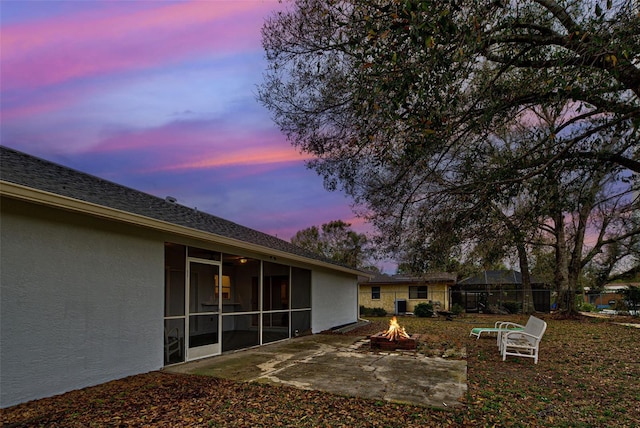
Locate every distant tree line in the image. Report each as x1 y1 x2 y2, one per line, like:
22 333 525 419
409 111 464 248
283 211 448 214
290 220 377 270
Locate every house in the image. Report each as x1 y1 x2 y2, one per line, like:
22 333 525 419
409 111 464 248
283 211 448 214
359 272 457 314
450 270 550 313
0 146 365 408
584 282 639 311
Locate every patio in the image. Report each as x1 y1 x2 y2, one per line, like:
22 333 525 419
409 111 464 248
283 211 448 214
165 333 467 408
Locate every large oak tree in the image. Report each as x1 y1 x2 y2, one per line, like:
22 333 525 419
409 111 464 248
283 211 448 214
259 0 639 312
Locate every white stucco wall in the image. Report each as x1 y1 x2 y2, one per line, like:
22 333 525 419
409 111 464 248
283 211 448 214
0 199 164 408
311 269 358 333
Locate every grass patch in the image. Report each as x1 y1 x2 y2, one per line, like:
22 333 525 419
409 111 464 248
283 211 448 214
191 354 270 381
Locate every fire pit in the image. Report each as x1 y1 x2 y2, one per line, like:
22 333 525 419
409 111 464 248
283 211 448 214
370 316 418 351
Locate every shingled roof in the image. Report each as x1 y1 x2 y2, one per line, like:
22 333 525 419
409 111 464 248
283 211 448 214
363 272 457 284
0 146 357 272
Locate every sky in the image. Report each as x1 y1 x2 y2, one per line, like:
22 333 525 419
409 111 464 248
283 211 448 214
0 0 386 266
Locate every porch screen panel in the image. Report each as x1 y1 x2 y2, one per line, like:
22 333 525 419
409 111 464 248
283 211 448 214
262 312 289 344
164 319 185 365
291 310 311 336
165 243 185 317
189 263 218 314
187 247 221 261
222 255 260 313
164 243 186 365
263 262 289 311
189 315 218 348
222 314 259 352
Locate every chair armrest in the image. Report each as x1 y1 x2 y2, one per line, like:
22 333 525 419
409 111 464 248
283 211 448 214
496 322 524 330
502 331 541 341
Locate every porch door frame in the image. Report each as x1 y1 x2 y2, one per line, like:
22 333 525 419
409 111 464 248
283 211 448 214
186 257 222 360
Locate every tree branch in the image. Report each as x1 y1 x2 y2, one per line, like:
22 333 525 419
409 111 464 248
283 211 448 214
533 0 581 33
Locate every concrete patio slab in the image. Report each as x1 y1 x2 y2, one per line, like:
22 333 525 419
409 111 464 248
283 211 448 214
165 334 467 408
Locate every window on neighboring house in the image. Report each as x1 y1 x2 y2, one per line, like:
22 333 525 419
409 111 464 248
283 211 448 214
371 286 380 299
409 285 428 299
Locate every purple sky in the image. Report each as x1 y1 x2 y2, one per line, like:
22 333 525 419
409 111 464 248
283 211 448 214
1 0 387 266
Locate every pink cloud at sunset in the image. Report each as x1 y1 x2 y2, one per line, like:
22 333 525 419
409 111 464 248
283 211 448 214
0 89 84 122
2 1 276 90
0 1 396 272
75 113 308 175
88 113 286 153
156 145 311 172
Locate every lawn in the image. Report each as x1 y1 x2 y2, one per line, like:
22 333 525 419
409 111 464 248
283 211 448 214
2 314 639 427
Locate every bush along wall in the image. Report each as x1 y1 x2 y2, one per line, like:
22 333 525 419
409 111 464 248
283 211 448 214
360 306 387 317
414 303 434 318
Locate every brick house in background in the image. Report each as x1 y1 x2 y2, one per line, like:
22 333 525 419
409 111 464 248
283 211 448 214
584 282 639 311
359 273 457 315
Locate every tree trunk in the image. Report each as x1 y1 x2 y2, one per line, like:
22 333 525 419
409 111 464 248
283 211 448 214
490 203 536 313
517 241 536 314
553 209 572 313
565 181 598 316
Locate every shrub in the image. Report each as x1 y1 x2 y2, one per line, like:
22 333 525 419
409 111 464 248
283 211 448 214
450 303 465 315
485 304 509 315
621 285 640 316
360 306 387 317
613 300 628 312
372 307 387 316
502 301 521 314
579 302 597 312
413 302 434 318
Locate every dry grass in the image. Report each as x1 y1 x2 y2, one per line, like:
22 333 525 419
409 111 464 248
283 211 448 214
2 313 639 427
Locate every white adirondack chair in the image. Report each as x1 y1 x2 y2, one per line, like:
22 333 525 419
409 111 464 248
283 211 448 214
500 316 547 364
495 320 526 350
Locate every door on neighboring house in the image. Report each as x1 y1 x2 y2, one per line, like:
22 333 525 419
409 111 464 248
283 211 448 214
187 259 221 359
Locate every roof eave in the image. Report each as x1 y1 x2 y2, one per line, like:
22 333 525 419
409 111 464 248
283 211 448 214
1 180 365 277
